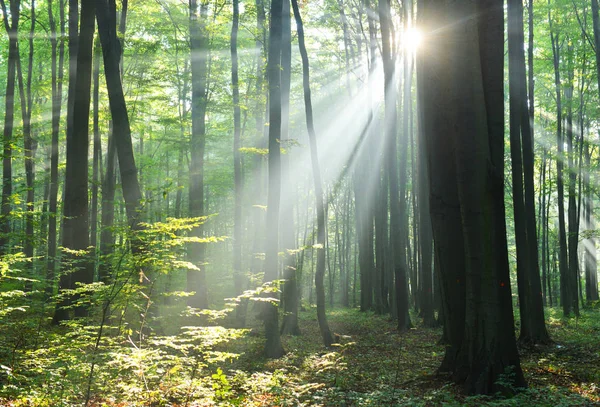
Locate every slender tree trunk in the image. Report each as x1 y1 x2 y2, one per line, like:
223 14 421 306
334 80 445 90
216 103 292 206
46 0 66 296
231 0 245 327
187 0 209 309
584 144 598 302
291 0 335 346
263 0 285 358
0 0 20 255
280 0 300 336
16 0 36 289
91 37 101 253
380 0 411 331
549 19 571 316
507 0 549 343
565 44 580 317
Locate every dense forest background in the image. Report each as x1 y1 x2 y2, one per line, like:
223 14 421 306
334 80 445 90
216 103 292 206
1 0 600 405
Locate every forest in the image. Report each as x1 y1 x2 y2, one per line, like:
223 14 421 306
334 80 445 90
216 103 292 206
1 0 600 405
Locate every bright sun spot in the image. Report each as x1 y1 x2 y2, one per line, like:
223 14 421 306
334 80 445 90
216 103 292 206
402 27 423 52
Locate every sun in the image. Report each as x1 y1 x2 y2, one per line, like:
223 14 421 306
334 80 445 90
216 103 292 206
402 27 423 52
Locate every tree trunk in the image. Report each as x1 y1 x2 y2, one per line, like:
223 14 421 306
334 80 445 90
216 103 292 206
91 37 101 254
507 0 549 343
46 0 66 296
0 0 20 255
263 0 285 358
16 0 36 289
291 0 335 347
187 0 209 309
565 44 580 317
53 0 95 323
418 0 525 393
379 0 411 331
280 0 301 336
549 24 571 316
231 0 246 327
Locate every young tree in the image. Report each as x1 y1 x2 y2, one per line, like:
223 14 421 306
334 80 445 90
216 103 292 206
0 0 20 255
379 0 411 331
549 11 572 317
231 0 246 327
280 0 300 336
188 0 209 309
46 0 66 295
291 0 335 347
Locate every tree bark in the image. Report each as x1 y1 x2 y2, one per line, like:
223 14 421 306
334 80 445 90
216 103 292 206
0 0 20 255
263 0 285 358
187 0 209 309
549 13 572 316
418 0 525 393
231 0 244 326
280 0 301 336
53 0 95 323
507 0 549 343
46 0 66 296
379 0 412 331
291 0 335 346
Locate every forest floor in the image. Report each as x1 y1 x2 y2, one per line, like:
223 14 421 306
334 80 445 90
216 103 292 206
228 306 600 407
1 305 599 406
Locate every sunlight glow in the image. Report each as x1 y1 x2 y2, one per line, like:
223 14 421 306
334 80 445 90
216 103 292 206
402 27 423 52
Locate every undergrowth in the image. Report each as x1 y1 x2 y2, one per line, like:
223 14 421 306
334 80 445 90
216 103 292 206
1 224 599 407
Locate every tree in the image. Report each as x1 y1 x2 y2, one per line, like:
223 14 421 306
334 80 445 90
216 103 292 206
53 0 96 323
45 0 66 295
291 0 335 347
379 0 411 331
96 0 143 237
16 0 36 288
231 0 244 327
507 0 550 343
188 0 209 309
418 0 525 393
263 0 285 359
280 0 300 336
0 0 20 255
549 8 573 317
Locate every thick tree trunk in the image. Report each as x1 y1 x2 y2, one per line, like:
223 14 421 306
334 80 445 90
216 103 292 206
53 0 95 323
418 0 525 394
96 0 143 236
417 88 435 327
